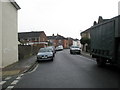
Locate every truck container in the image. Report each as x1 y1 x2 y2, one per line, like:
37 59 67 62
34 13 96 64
90 15 120 67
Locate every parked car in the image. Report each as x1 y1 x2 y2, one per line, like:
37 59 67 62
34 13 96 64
55 45 63 51
37 48 54 61
70 46 81 54
46 46 56 57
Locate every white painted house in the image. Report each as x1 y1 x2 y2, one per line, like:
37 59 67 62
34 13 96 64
0 0 20 68
73 39 81 47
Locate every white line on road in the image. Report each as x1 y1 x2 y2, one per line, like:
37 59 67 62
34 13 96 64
0 81 6 85
11 80 19 85
6 86 14 89
28 64 39 73
5 77 11 80
19 74 24 77
16 76 21 80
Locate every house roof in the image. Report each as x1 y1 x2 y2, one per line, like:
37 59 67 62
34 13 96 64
47 36 57 40
80 28 90 35
73 39 79 41
18 31 45 39
56 34 65 40
10 0 21 10
47 34 66 40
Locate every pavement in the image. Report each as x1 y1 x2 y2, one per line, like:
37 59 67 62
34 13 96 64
81 51 92 58
1 55 37 78
1 51 91 78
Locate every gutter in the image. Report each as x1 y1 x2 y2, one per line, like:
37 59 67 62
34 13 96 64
10 0 21 10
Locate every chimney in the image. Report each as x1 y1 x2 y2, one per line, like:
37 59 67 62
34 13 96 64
98 16 103 24
93 21 97 25
52 34 54 36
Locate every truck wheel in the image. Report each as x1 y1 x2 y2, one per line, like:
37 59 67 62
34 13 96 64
96 58 106 67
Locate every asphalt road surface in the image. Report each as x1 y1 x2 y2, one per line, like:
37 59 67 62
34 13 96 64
14 49 119 88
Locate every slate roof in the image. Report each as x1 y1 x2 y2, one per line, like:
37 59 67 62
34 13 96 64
47 36 57 40
18 31 44 39
56 35 65 40
47 34 65 40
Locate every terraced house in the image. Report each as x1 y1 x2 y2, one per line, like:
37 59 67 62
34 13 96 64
47 34 73 48
0 0 20 68
18 31 48 48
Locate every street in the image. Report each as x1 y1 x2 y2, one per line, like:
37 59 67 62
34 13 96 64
13 49 118 88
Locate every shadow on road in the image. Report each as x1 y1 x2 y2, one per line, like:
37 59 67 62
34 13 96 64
37 60 53 64
96 64 120 74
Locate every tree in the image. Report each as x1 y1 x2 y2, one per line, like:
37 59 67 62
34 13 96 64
80 37 90 51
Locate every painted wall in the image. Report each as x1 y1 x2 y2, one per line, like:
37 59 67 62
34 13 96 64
73 40 81 47
2 2 18 68
0 1 2 68
118 1 120 15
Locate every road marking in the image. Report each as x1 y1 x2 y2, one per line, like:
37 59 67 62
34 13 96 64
11 80 19 85
16 76 21 80
0 81 6 85
6 86 14 89
5 77 11 80
28 64 39 73
19 74 24 76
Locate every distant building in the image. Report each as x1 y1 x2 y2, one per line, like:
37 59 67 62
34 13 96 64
73 39 81 47
18 31 48 48
0 0 20 68
47 34 73 48
47 34 65 48
67 37 73 47
81 29 90 39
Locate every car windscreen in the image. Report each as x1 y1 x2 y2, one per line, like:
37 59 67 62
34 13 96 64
46 48 53 52
39 48 51 52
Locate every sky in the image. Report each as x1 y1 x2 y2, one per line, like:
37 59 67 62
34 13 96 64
15 0 120 39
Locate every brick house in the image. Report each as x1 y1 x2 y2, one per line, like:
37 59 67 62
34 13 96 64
18 31 48 48
47 34 73 48
47 34 65 47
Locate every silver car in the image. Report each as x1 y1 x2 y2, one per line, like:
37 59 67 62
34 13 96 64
70 46 81 54
37 48 54 61
55 45 63 51
46 46 56 57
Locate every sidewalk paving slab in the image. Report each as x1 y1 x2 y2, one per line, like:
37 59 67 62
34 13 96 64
1 55 37 78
